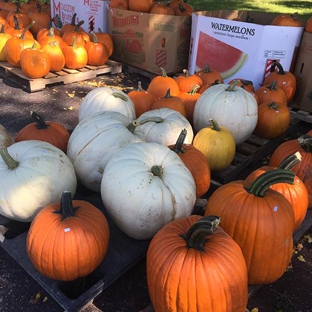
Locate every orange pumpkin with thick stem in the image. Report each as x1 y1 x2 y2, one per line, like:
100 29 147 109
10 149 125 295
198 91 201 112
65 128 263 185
60 13 83 36
4 21 38 67
174 2 194 16
91 28 114 57
27 3 51 36
5 15 34 39
41 40 65 72
6 1 31 28
204 169 295 285
36 19 62 41
254 101 291 139
146 215 248 312
15 111 70 153
128 0 153 13
151 88 187 117
255 81 288 106
269 132 312 207
62 20 89 46
37 27 66 50
245 152 309 231
127 81 156 118
150 2 175 15
109 0 129 10
147 67 180 99
263 60 297 103
168 129 211 198
26 191 110 281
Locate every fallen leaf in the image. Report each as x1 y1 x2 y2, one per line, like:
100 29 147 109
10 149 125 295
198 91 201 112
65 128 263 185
298 255 306 262
42 296 48 302
65 91 75 98
29 292 41 304
296 242 303 251
251 308 259 312
304 233 312 243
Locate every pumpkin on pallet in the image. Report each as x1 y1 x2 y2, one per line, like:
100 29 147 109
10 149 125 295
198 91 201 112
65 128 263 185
0 140 77 222
204 169 295 285
193 80 258 145
100 141 196 240
146 215 248 312
27 191 110 281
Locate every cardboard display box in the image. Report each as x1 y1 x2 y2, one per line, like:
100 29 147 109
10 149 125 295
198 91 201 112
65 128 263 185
188 10 304 88
50 0 109 33
108 7 191 75
292 31 312 113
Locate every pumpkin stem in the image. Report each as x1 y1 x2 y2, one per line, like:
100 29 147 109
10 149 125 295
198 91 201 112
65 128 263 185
172 129 187 154
13 15 21 31
270 60 285 75
151 165 163 178
0 147 19 170
136 81 144 92
126 117 164 133
189 85 200 95
203 64 212 73
70 13 77 26
75 20 85 32
297 134 312 153
54 191 78 221
267 101 279 110
112 92 128 101
30 111 49 130
182 69 190 77
278 151 301 170
246 169 295 197
89 31 98 43
182 215 221 251
267 81 278 91
160 67 168 77
209 118 221 131
164 88 172 98
226 80 241 91
21 21 35 40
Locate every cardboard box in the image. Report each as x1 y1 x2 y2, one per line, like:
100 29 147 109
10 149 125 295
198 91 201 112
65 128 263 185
50 0 109 33
108 7 191 75
292 31 312 113
188 10 304 88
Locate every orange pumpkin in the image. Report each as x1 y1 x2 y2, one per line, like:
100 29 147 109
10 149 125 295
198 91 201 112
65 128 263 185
195 64 223 86
37 27 66 50
60 13 83 36
263 60 297 102
271 12 304 27
254 101 291 139
128 0 153 13
255 81 288 106
15 111 70 153
62 20 90 46
151 88 187 117
150 2 175 15
85 32 109 66
0 24 11 61
20 42 51 78
62 35 88 69
27 191 110 281
127 81 156 117
245 152 309 231
27 3 51 36
305 16 312 33
174 2 194 16
91 28 114 57
109 0 129 10
168 129 211 197
6 3 31 28
36 19 62 41
174 69 203 93
41 40 65 72
5 15 34 39
147 67 180 99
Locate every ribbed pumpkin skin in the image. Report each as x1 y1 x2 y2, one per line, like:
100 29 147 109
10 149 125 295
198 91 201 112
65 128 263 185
146 215 248 312
27 199 110 281
204 180 295 285
269 137 312 207
245 167 309 230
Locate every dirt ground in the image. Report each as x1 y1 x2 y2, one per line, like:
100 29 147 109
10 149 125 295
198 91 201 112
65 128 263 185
0 69 311 312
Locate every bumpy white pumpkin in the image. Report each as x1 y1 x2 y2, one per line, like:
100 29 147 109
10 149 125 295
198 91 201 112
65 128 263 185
78 87 136 122
0 140 77 222
137 108 193 146
193 82 258 145
0 124 14 147
67 111 146 192
101 141 196 240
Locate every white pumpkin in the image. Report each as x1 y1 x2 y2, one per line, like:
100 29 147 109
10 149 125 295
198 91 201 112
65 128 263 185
0 124 14 147
101 141 196 240
0 140 77 222
67 111 146 192
193 82 258 145
137 108 193 146
78 87 136 122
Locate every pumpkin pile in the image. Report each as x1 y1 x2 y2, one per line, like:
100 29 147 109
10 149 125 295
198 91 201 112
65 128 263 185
110 0 195 16
0 4 114 78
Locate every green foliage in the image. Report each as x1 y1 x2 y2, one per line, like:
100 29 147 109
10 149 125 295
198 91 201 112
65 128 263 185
187 0 311 21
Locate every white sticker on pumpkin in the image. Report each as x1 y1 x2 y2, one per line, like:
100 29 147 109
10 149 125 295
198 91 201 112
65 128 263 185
273 206 278 212
64 228 71 232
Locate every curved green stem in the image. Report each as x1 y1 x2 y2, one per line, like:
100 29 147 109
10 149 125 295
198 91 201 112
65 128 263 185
173 129 187 154
112 92 128 101
54 191 78 221
270 60 285 75
278 152 301 170
209 118 221 131
246 169 295 197
297 134 312 153
0 147 19 170
226 80 241 91
127 117 165 133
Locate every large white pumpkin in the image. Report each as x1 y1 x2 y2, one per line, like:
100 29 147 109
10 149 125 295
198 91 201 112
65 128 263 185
193 83 258 145
0 140 77 222
101 141 196 240
137 108 194 146
67 111 146 192
78 87 136 122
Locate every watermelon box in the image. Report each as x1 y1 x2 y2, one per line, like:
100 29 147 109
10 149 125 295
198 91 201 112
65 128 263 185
108 7 191 75
188 10 304 88
50 0 109 33
292 31 312 113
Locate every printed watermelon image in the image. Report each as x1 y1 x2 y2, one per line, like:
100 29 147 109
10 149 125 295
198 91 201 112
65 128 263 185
196 31 248 79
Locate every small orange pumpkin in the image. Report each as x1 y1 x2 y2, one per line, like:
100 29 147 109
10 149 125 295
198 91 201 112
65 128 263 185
271 12 304 27
174 69 203 93
195 64 223 86
85 32 109 66
62 35 88 69
255 81 288 106
305 16 312 33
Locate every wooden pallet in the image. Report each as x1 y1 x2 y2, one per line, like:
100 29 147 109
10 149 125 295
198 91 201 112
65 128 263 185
289 106 312 124
0 60 122 92
211 118 300 184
